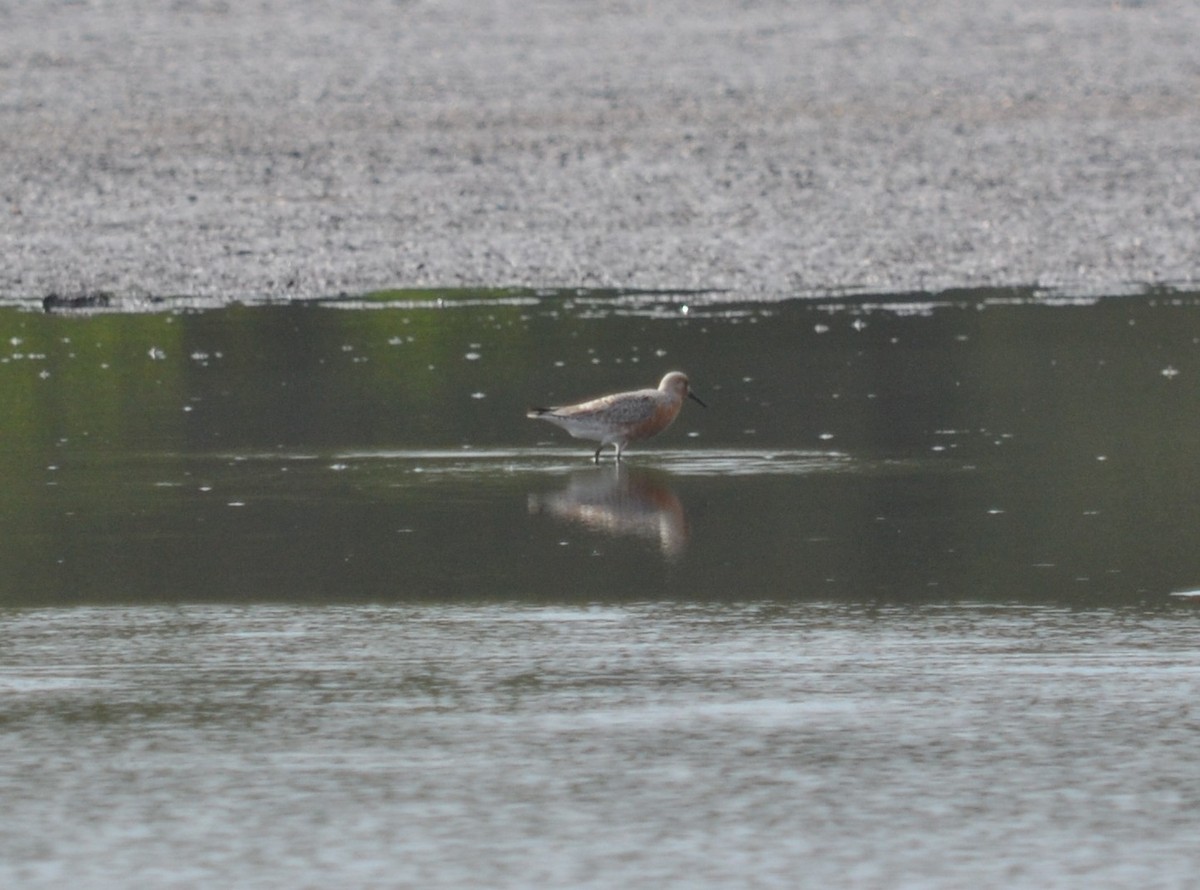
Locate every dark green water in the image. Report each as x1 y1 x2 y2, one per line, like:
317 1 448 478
3 289 1198 604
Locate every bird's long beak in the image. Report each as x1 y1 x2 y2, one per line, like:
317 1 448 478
688 390 707 408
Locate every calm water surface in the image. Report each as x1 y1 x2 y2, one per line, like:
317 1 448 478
4 288 1200 604
2 290 1200 886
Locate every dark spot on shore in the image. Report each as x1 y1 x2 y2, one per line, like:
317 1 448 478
43 291 113 313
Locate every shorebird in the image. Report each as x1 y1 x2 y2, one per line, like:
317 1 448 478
527 371 706 462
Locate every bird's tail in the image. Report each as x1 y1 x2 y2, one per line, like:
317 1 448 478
526 407 555 419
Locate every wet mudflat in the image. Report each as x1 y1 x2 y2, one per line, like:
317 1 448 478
2 289 1200 887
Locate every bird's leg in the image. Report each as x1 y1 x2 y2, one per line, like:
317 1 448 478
593 444 603 463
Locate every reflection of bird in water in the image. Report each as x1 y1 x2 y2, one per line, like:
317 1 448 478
528 467 689 559
527 371 706 462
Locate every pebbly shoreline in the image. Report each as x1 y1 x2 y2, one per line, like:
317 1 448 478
3 0 1199 307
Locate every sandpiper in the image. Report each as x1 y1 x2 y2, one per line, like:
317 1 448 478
527 371 706 462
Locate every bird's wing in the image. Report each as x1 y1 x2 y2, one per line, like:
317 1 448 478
556 390 659 424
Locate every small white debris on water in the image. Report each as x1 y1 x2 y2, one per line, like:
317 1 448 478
148 347 166 360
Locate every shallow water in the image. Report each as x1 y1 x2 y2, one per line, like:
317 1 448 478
3 289 1200 886
4 288 1200 604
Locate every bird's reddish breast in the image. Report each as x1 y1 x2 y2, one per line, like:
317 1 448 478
626 398 681 441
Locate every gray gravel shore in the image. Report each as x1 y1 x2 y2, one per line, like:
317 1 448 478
3 0 1199 306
